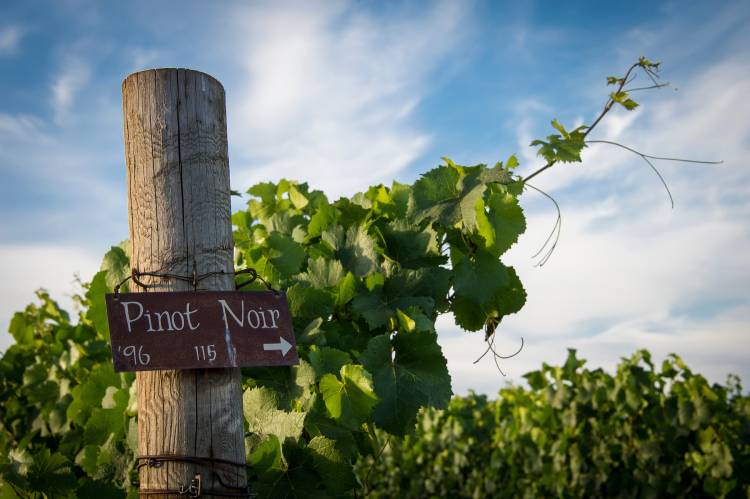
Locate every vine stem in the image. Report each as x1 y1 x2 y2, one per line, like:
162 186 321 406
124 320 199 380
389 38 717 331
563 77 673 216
587 140 723 208
586 140 724 164
523 62 642 184
525 182 562 266
519 62 722 264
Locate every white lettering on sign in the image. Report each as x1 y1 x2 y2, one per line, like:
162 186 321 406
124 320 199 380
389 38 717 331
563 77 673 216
118 344 151 365
122 301 144 333
194 344 217 362
217 299 280 330
120 301 200 333
106 291 298 372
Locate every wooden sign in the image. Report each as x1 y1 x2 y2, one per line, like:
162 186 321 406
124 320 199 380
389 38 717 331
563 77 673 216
105 291 298 372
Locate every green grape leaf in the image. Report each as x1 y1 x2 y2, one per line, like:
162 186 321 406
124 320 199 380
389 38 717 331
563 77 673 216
67 363 120 426
83 388 128 446
245 360 316 411
248 182 278 203
296 317 324 346
253 440 329 499
361 330 451 435
232 210 252 230
243 387 306 444
300 258 345 289
267 211 306 236
451 295 486 331
85 271 111 340
451 251 525 331
351 292 391 329
475 191 526 256
530 121 587 164
25 449 77 497
100 242 130 292
74 445 100 477
307 203 338 240
309 347 352 377
551 118 568 137
335 272 357 308
247 434 283 475
413 164 487 229
339 225 380 277
267 232 306 277
395 309 416 333
484 265 526 321
388 181 414 218
286 284 334 323
381 220 443 269
8 312 34 344
332 198 370 228
319 364 378 430
352 267 450 329
288 184 309 210
307 436 357 495
453 251 510 304
413 165 460 212
610 91 639 110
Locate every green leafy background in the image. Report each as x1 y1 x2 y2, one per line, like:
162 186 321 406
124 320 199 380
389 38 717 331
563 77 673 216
0 161 748 498
361 350 750 498
2 59 746 497
0 157 530 498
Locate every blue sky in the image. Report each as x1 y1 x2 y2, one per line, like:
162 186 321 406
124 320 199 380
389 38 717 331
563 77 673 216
1 0 748 394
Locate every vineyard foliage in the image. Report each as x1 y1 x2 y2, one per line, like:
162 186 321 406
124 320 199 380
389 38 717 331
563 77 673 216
0 58 738 498
0 155 528 497
361 351 750 498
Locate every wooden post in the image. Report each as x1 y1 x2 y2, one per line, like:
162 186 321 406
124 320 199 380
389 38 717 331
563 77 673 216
122 69 246 496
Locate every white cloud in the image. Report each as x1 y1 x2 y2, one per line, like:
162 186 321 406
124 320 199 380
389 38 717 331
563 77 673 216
442 56 750 395
1 1 746 400
0 26 22 55
443 304 750 395
129 46 162 70
0 107 122 206
0 112 46 141
226 0 467 198
0 244 101 352
51 57 92 125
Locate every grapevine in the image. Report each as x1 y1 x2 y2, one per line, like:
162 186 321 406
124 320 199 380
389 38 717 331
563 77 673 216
0 58 728 498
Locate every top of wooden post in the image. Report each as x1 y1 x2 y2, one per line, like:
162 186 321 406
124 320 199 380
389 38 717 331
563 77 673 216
122 68 225 93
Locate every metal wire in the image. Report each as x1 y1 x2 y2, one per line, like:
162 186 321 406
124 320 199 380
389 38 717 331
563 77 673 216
114 267 277 295
136 455 249 472
135 454 256 498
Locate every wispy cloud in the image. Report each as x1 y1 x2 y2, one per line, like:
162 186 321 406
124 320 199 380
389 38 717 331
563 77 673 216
226 0 468 197
1 0 747 395
51 56 91 125
0 112 45 141
0 26 22 55
443 303 750 395
0 109 124 342
443 54 750 394
129 46 163 70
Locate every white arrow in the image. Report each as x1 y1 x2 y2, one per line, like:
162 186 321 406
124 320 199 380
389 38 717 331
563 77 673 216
263 337 293 357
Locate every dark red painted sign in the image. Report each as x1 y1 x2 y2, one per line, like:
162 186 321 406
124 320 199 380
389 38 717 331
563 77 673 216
105 291 298 372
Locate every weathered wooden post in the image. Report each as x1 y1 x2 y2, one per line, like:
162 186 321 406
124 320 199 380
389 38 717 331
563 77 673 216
122 69 246 496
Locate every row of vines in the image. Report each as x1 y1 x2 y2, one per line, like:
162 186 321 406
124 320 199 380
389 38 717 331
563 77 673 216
361 350 750 498
1 58 741 498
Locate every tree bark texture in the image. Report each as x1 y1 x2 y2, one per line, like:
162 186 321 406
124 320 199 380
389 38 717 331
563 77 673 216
122 68 246 497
